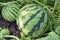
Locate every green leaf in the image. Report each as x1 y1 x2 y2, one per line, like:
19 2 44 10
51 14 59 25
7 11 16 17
40 37 59 40
46 37 59 40
48 31 60 40
55 0 60 4
55 26 60 35
48 31 59 37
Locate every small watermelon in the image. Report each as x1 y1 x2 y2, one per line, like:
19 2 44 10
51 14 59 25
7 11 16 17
0 28 10 35
2 2 20 22
16 4 49 38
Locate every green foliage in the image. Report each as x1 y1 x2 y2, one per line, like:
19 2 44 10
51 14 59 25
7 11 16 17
51 0 60 29
55 0 60 23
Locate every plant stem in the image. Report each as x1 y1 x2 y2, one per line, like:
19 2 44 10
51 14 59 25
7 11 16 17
3 35 20 40
52 0 57 13
50 0 57 31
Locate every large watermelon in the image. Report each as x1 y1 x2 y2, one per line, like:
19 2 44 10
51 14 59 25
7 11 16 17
16 4 49 38
2 2 20 22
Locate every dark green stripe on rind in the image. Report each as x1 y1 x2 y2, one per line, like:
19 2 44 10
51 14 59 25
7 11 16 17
28 11 45 36
11 7 19 16
42 10 49 33
6 8 13 21
8 4 19 17
22 6 39 19
24 9 41 27
9 8 17 17
31 10 49 37
17 7 42 28
7 8 15 21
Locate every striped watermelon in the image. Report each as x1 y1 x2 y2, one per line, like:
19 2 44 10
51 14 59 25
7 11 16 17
16 4 49 37
2 3 20 22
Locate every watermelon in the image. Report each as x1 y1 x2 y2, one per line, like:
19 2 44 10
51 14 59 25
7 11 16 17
2 2 20 22
0 28 10 35
16 4 49 38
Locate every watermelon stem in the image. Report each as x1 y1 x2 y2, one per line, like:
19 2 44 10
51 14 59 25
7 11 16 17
52 0 57 13
50 21 53 31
